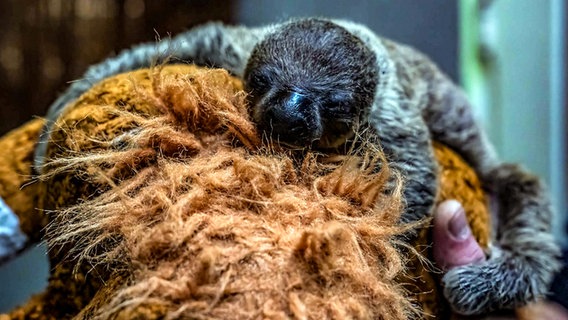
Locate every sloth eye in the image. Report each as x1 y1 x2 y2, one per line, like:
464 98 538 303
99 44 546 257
248 72 271 94
324 94 353 115
326 102 352 114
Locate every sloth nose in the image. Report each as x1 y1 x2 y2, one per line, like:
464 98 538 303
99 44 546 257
263 91 321 146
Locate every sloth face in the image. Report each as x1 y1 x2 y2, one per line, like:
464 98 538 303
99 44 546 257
244 19 378 149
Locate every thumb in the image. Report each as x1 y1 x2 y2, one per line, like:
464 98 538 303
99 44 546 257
433 200 486 271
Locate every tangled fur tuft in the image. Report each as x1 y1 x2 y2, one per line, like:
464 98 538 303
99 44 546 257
39 65 418 319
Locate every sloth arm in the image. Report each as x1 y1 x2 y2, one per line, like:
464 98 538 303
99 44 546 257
35 23 266 169
381 39 499 174
384 39 560 314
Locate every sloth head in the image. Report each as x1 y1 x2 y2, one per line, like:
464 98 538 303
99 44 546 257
244 18 379 149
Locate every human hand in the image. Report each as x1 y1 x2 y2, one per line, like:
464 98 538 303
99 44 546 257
432 200 568 319
433 200 486 271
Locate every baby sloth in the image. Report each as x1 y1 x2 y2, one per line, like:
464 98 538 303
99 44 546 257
36 18 560 315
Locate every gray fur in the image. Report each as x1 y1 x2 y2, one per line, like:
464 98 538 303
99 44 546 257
36 18 561 315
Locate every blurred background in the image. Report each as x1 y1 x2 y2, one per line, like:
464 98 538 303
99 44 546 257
0 0 565 313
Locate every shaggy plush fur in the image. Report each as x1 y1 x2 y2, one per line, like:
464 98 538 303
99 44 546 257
28 65 416 319
1 65 493 320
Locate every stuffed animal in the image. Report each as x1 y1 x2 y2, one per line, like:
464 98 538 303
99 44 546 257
0 65 491 319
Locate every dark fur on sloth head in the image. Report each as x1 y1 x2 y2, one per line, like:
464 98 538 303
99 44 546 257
244 18 378 149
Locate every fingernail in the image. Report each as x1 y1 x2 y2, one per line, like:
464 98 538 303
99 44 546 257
448 208 471 241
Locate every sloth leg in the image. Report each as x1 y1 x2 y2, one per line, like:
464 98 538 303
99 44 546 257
424 81 561 315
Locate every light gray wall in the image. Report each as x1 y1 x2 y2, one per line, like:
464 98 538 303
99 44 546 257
0 245 49 312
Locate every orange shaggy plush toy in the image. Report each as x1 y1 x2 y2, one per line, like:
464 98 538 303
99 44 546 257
0 65 491 319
